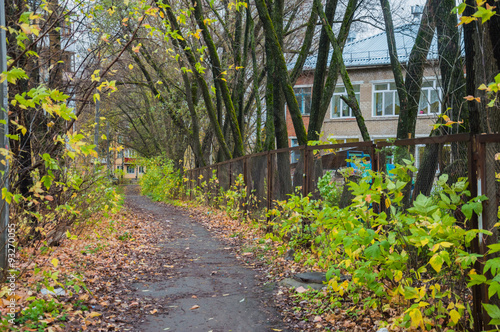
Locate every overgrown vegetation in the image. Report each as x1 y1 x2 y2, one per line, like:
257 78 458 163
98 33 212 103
141 156 500 330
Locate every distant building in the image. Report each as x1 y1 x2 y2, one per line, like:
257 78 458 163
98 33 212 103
286 23 442 167
113 148 144 180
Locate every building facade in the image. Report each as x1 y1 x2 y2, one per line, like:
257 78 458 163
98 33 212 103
113 148 144 180
286 24 442 166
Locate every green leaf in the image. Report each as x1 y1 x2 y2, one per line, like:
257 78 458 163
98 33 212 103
0 68 28 84
472 6 496 24
488 282 500 299
468 273 487 287
488 243 500 254
495 73 500 84
1 187 12 204
462 203 473 219
483 303 500 320
429 253 444 273
484 257 500 274
364 243 381 259
451 2 466 15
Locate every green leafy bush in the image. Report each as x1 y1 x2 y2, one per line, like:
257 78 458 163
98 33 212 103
15 298 67 331
140 157 185 201
268 161 489 330
317 170 342 207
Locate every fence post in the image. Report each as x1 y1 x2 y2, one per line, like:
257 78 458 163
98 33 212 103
303 145 309 197
189 170 192 200
243 156 249 214
371 142 379 214
469 134 484 332
217 164 220 195
229 162 232 188
267 150 273 220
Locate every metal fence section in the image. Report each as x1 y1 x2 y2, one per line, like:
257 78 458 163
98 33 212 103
187 134 500 215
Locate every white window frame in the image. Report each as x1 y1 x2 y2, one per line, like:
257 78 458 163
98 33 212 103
127 165 135 174
123 149 137 158
418 79 442 115
330 85 361 119
138 166 144 174
372 82 399 117
293 85 312 115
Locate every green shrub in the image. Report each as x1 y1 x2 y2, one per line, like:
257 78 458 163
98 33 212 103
317 170 342 207
140 157 185 201
268 161 489 330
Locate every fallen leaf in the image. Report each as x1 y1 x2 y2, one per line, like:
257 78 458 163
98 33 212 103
88 311 101 318
150 309 158 314
190 305 200 310
295 286 308 293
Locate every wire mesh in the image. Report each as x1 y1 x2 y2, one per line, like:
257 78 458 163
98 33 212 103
247 154 268 210
186 134 498 221
309 143 373 207
482 142 500 245
230 159 244 187
218 163 230 192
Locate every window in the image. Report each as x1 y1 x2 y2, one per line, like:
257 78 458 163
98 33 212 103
116 165 123 171
138 166 144 174
123 149 137 158
293 87 311 115
290 138 300 164
373 83 400 116
418 80 441 115
331 85 361 118
374 80 441 117
127 166 135 174
117 151 123 158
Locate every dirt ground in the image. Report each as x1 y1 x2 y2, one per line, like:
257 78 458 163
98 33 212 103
125 185 287 332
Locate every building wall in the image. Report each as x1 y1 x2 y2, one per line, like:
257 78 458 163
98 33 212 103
113 158 145 179
286 65 441 145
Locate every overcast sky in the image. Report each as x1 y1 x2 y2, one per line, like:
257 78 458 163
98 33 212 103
358 0 427 39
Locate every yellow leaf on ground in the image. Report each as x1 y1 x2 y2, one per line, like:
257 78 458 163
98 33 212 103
51 258 59 268
450 309 460 324
409 308 423 328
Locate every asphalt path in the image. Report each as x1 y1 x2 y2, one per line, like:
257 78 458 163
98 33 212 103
126 186 286 332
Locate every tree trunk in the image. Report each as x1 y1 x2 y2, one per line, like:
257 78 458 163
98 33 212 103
191 0 244 157
308 0 337 141
255 0 307 145
314 0 369 141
